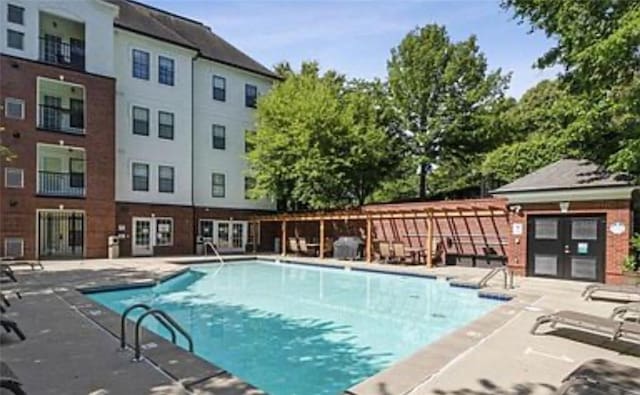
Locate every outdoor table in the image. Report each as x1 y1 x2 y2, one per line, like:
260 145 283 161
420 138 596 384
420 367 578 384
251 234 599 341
405 247 426 264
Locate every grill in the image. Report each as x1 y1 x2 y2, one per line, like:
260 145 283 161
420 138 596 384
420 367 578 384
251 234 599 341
333 237 364 260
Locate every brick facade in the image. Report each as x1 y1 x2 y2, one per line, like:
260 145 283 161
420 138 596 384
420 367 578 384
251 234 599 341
507 200 633 284
0 55 116 259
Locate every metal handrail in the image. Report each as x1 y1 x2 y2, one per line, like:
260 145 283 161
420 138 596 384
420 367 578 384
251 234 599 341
478 267 513 289
204 241 224 264
120 303 176 349
134 309 193 361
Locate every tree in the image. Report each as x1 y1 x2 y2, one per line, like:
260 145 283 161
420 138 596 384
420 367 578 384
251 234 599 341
502 0 640 181
247 62 402 210
387 24 510 198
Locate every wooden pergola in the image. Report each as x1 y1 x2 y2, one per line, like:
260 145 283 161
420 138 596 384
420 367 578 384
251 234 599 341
249 204 506 267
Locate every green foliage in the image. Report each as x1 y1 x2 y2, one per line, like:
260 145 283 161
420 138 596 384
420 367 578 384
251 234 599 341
0 129 15 162
248 62 401 210
502 0 640 181
387 24 510 197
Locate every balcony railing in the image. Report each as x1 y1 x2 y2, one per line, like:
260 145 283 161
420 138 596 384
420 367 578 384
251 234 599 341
38 105 85 135
38 171 85 197
39 36 85 70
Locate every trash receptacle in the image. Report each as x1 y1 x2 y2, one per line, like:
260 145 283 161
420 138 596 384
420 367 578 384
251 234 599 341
195 236 204 255
274 237 281 254
108 236 120 259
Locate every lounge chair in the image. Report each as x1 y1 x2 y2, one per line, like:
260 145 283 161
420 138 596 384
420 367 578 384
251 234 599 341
0 318 26 341
530 310 640 342
378 242 392 263
287 238 299 255
582 283 640 301
555 358 640 394
611 302 640 322
0 362 25 395
1 259 43 271
0 266 17 283
391 242 412 264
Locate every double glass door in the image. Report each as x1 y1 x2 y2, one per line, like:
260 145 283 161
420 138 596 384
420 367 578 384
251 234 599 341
199 220 247 252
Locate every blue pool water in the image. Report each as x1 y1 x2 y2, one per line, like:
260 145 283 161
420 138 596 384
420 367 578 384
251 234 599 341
88 260 502 395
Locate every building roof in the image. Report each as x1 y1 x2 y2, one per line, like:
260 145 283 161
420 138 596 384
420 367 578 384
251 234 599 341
106 0 279 79
492 159 633 194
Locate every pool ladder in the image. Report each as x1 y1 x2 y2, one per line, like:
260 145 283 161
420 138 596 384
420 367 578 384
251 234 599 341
204 241 224 264
478 267 514 289
120 303 193 361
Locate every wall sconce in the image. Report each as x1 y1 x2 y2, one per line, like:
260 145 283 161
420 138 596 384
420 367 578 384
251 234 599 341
559 201 570 213
59 204 64 210
9 200 18 207
509 204 522 214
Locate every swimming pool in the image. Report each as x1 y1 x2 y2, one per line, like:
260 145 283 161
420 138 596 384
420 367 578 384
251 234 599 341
88 260 503 395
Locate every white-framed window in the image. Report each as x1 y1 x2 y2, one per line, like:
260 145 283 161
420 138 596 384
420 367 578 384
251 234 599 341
245 84 257 108
158 111 174 140
211 172 225 197
212 124 225 150
7 4 24 25
158 56 174 86
4 97 24 119
132 106 149 136
155 218 173 246
158 165 174 193
213 75 226 101
132 49 150 80
7 29 23 50
4 237 24 258
5 168 23 188
132 162 149 191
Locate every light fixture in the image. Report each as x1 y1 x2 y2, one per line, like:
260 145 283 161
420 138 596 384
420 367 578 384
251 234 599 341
559 201 570 213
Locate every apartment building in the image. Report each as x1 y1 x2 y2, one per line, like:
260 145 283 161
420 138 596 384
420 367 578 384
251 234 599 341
1 0 278 259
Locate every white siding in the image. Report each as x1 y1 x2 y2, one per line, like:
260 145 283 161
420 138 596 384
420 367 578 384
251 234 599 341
0 0 117 77
113 28 195 205
192 59 275 210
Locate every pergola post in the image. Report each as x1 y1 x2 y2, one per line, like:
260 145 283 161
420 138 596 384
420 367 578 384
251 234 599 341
253 221 259 253
425 210 434 267
366 216 372 263
319 219 325 259
281 220 287 256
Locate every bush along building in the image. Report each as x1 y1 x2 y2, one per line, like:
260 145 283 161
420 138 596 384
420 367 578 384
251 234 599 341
1 0 278 259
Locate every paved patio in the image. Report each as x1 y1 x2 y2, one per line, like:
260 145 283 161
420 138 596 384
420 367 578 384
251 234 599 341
1 255 639 395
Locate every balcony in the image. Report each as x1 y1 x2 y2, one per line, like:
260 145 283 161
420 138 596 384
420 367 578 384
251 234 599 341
38 12 85 71
38 171 85 197
37 78 85 135
37 144 86 198
39 36 85 71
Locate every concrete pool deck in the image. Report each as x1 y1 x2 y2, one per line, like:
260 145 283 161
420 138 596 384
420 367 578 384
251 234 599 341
1 255 639 395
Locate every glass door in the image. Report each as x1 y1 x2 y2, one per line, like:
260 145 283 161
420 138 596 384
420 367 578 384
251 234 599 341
132 218 153 256
232 223 244 249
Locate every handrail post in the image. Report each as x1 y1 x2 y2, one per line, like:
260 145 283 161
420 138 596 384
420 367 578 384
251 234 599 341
134 309 194 361
120 303 150 349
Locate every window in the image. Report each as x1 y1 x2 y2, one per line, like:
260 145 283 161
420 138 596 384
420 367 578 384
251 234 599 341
4 237 23 258
212 75 226 101
244 176 255 199
158 165 174 193
211 172 225 197
212 124 225 149
245 84 257 108
132 106 149 136
5 168 23 188
7 4 24 25
158 111 174 140
158 56 174 86
4 97 24 119
245 130 255 153
132 163 149 191
7 29 23 50
156 218 173 246
132 49 150 80
535 218 558 240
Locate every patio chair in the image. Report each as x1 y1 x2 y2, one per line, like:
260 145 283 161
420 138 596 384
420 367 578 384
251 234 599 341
0 362 25 395
298 238 317 257
287 238 299 255
391 242 412 264
0 318 26 341
582 283 640 301
610 302 640 322
1 259 43 271
555 358 640 395
530 310 640 343
378 242 392 263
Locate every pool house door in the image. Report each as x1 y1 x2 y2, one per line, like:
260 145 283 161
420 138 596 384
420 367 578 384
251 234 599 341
132 217 153 256
213 221 247 253
527 215 606 282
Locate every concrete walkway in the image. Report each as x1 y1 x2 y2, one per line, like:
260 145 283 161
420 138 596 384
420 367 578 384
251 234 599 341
1 256 639 395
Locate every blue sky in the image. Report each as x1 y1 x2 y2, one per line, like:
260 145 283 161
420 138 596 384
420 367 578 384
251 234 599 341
144 0 560 98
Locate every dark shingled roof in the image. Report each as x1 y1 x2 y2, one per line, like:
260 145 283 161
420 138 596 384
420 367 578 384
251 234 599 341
106 0 279 79
492 159 633 194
